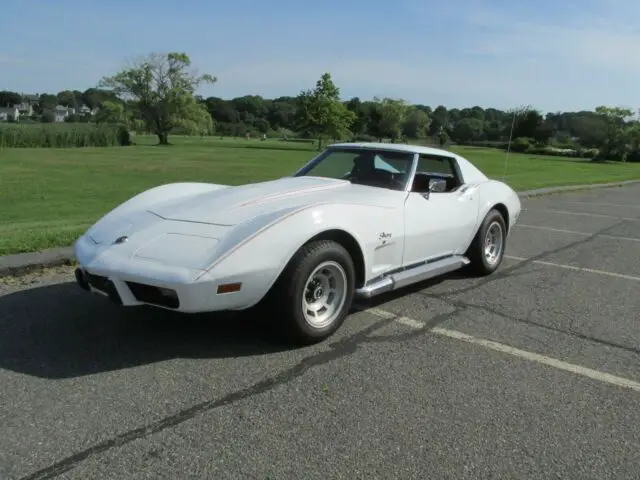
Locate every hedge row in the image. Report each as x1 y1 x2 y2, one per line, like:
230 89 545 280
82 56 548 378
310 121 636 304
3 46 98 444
508 137 599 159
0 123 131 148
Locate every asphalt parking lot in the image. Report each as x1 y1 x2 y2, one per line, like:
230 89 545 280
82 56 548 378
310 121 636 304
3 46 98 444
1 183 639 480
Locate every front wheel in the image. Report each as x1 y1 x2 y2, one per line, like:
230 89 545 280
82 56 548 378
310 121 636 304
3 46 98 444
466 209 507 276
271 240 355 345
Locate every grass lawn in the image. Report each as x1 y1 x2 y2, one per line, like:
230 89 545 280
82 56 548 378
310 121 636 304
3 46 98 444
1 136 639 255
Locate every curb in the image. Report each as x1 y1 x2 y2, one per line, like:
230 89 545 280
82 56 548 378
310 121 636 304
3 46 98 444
0 247 76 278
1 179 639 278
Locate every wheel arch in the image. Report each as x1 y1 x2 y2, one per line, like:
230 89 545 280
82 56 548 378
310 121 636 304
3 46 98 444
491 202 510 234
475 179 518 236
300 229 366 288
465 201 511 256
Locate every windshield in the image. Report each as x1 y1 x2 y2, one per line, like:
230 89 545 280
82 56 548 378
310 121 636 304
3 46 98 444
294 147 415 191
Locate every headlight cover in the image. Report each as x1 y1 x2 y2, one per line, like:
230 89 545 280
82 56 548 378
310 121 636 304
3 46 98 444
134 233 220 270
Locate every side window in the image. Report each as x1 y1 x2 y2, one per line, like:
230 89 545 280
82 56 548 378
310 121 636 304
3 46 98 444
417 155 454 175
411 155 462 193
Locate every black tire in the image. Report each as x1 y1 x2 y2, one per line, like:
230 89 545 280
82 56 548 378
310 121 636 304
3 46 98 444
466 208 507 276
269 240 356 345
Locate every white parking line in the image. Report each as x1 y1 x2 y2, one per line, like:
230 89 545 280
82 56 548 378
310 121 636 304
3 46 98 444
515 224 640 243
522 208 639 222
358 306 640 394
504 255 640 282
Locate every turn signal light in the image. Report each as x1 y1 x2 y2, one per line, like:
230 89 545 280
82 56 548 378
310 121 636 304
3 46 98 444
217 282 242 294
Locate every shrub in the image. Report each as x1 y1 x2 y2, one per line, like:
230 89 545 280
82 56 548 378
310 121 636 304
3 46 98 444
462 140 509 149
0 123 131 148
627 150 640 163
509 137 533 153
524 145 599 159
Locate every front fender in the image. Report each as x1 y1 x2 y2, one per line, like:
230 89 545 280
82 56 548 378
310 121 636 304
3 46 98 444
201 202 395 305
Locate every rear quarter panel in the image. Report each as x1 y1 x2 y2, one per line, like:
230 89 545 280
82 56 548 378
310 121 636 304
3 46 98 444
476 180 522 231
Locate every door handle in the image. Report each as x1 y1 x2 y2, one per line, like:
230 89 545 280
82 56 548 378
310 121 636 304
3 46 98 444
458 185 477 200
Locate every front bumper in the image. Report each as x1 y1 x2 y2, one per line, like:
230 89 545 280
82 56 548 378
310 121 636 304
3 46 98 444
74 234 273 313
75 267 182 309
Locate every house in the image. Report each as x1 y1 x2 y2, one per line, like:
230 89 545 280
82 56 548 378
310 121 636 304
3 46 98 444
43 105 76 122
15 102 34 116
55 105 75 121
0 107 20 121
78 104 98 116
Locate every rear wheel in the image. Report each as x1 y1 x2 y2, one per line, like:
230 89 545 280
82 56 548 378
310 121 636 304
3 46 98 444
466 209 507 276
270 240 355 345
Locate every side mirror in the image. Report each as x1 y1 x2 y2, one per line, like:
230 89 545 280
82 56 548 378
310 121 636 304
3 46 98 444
429 178 447 193
422 178 447 199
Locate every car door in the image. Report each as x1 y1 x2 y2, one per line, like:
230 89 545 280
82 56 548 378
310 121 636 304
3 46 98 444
401 155 480 266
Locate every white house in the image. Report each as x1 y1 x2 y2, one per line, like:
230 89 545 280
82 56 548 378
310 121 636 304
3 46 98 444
43 105 76 122
16 102 34 116
0 107 20 121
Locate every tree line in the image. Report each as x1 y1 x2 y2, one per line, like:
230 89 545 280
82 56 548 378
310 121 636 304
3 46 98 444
1 52 639 161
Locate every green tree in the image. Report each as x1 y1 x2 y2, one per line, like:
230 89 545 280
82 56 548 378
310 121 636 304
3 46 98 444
0 91 22 107
94 100 129 125
99 52 217 145
626 122 640 162
56 90 78 109
35 94 57 114
373 97 411 142
176 101 214 136
402 108 429 139
267 101 297 130
428 105 449 136
453 118 484 143
296 72 355 149
81 88 117 110
505 105 543 140
345 97 371 138
593 106 634 161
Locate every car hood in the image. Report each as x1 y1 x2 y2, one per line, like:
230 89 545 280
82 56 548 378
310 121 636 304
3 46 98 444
146 176 397 225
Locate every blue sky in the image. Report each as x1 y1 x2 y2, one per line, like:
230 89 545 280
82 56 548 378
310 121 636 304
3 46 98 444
2 0 639 113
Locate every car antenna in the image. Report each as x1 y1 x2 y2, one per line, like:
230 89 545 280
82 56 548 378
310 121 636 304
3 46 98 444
502 107 518 182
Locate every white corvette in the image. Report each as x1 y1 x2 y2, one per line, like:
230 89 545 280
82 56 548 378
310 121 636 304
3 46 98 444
74 142 521 343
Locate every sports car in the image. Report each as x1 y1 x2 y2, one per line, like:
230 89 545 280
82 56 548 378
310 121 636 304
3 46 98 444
74 142 521 344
